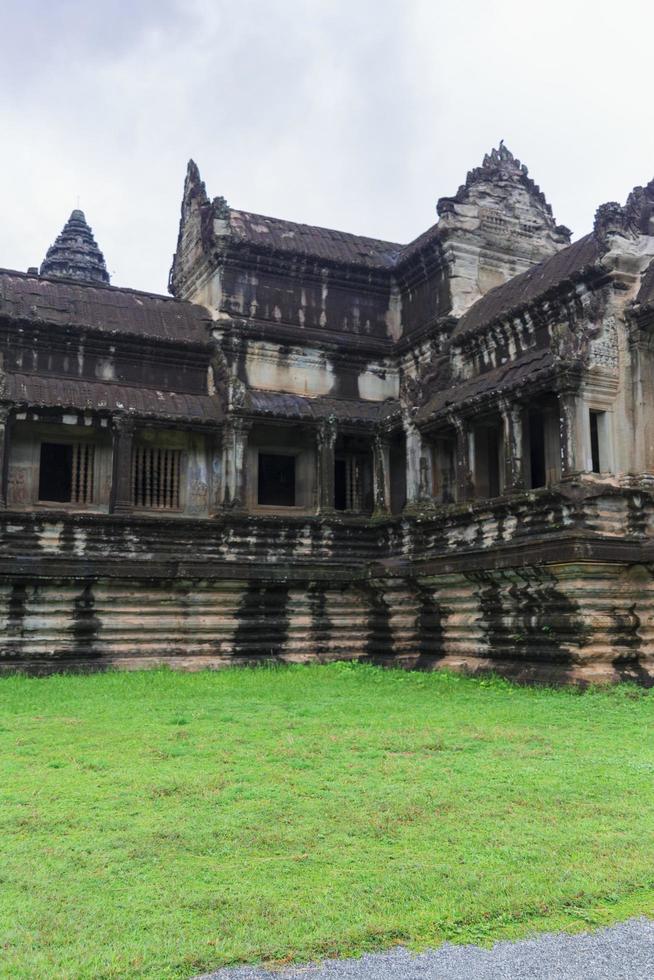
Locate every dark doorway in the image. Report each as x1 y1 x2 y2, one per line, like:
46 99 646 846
486 427 501 498
529 411 546 488
473 420 502 498
334 458 347 511
257 453 296 506
433 436 456 503
590 411 602 473
38 442 73 502
389 438 407 513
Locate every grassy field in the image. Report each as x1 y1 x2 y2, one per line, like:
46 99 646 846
2 665 654 979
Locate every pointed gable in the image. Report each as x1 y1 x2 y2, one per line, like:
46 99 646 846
437 142 570 253
433 142 571 315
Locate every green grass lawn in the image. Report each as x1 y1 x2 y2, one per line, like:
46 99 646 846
2 665 654 979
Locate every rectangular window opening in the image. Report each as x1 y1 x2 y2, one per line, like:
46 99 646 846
334 458 347 511
487 427 501 498
132 446 182 510
257 452 295 507
38 442 94 504
529 411 546 489
434 439 456 503
473 424 502 499
590 410 603 474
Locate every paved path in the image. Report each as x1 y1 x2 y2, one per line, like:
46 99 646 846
197 917 654 979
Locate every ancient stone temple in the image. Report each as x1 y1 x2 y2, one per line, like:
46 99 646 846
3 143 654 682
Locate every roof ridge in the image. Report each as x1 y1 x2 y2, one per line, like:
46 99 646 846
228 208 404 250
0 266 207 310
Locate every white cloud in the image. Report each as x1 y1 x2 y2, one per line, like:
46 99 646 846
1 0 653 294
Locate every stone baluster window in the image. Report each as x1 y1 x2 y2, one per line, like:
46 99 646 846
71 443 95 504
335 454 364 511
132 446 182 510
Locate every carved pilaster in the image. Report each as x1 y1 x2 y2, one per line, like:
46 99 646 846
558 390 582 480
316 417 337 514
110 416 135 514
209 431 223 517
372 433 391 517
500 400 525 492
221 418 251 510
451 415 474 502
404 417 436 512
404 420 423 506
0 406 12 509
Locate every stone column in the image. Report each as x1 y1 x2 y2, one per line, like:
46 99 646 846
404 419 424 507
500 400 525 492
628 332 653 475
558 389 582 480
209 431 223 517
110 417 135 514
452 416 474 502
221 418 251 510
0 406 12 509
372 433 391 516
316 417 337 514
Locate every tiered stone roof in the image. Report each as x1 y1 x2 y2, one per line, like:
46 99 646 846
40 209 110 285
0 268 210 344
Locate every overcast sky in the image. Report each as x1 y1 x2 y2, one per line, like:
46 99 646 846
1 0 653 295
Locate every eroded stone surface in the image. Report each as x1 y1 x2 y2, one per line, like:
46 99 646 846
2 145 654 681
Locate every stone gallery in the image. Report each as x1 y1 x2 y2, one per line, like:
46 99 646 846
2 143 654 682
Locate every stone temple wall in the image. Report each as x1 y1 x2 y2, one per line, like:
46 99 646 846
2 486 653 684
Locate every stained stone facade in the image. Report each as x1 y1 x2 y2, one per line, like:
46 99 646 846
3 144 654 682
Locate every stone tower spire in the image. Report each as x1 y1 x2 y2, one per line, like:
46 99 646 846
40 209 110 285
